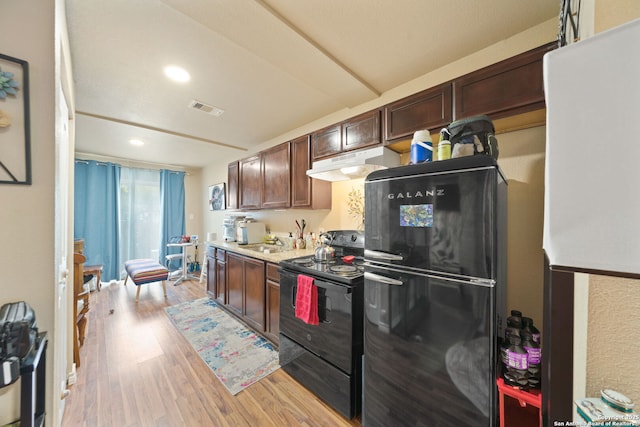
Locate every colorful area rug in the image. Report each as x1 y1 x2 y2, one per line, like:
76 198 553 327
165 297 280 395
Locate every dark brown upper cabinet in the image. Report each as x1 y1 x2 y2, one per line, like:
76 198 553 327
384 83 453 143
291 135 331 209
453 42 556 120
227 161 239 210
312 109 382 161
238 155 262 210
261 142 291 209
342 109 382 152
311 124 341 160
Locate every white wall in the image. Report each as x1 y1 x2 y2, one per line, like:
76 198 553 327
0 1 56 424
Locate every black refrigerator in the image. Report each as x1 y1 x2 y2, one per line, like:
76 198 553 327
363 156 506 426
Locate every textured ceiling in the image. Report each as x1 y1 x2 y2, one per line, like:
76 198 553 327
66 0 559 168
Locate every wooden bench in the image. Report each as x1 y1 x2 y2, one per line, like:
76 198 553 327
123 259 169 303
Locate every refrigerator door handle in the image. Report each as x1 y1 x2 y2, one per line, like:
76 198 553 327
364 249 404 261
364 271 404 286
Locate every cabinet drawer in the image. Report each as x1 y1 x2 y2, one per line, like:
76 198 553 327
266 262 280 283
206 245 216 258
216 249 226 262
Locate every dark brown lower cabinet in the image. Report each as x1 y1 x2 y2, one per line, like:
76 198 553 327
215 249 226 305
265 263 280 345
225 252 266 332
206 253 216 298
226 252 244 317
243 257 266 331
206 247 227 305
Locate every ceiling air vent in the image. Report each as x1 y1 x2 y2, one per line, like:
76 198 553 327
188 100 225 117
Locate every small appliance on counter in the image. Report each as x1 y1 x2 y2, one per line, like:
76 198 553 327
236 220 266 245
222 214 245 242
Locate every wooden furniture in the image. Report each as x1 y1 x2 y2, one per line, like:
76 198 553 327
264 262 280 345
238 154 262 210
205 245 227 306
229 137 331 211
83 264 102 292
226 252 266 332
384 82 453 142
73 252 89 367
206 246 281 345
261 142 291 209
290 135 331 209
123 258 169 303
311 109 381 161
453 42 554 120
227 162 239 210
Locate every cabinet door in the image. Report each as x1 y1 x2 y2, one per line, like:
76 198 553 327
384 82 452 142
265 263 280 344
206 255 216 298
342 109 381 152
243 257 265 331
226 252 244 316
227 162 239 210
261 142 291 209
291 135 332 209
311 124 341 161
291 135 312 208
216 260 226 306
453 42 554 120
239 155 262 210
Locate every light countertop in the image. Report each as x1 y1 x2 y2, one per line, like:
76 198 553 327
206 240 314 264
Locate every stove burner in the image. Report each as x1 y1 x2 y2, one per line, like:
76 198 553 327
292 257 315 266
330 265 358 275
314 258 337 264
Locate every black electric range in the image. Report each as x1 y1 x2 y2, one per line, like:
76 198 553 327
279 229 365 284
278 230 365 419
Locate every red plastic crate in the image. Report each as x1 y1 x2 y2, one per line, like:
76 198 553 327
497 377 542 427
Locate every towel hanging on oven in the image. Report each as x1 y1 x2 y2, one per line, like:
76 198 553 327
295 275 319 325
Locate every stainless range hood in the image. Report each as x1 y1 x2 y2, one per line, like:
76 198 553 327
306 146 401 182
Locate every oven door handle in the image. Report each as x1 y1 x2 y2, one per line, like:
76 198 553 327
364 271 404 286
364 249 404 261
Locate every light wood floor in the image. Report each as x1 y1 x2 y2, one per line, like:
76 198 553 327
62 277 362 427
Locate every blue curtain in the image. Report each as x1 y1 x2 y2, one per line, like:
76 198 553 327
74 160 121 281
159 169 186 266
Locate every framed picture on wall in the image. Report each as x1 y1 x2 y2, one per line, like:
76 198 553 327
209 183 226 211
0 53 31 185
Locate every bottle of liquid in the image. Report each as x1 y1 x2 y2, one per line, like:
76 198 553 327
521 331 541 389
500 327 518 377
437 128 451 161
507 309 523 330
522 317 541 344
505 334 529 388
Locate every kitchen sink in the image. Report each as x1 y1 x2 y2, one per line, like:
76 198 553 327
241 244 285 254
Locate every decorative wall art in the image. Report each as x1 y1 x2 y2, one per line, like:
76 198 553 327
0 53 31 185
209 183 226 211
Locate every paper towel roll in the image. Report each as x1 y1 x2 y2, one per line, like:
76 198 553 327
207 232 217 242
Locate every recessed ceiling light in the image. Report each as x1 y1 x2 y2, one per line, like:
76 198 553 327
129 139 144 146
163 65 190 83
